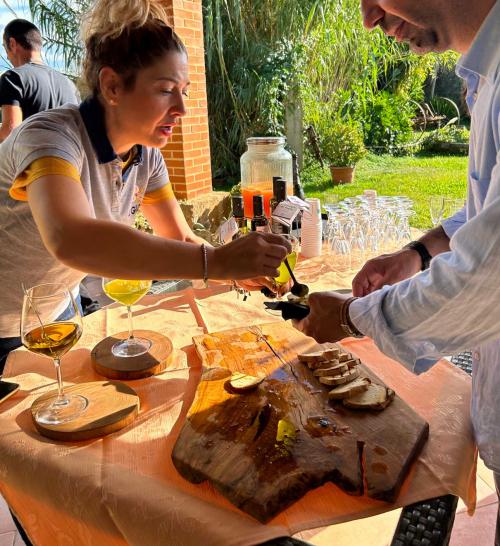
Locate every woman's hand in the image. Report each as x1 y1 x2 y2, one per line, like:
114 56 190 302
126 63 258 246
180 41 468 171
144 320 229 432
209 232 292 280
235 277 292 296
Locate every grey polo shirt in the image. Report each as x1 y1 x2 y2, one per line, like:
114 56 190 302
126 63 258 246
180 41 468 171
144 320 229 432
0 97 169 337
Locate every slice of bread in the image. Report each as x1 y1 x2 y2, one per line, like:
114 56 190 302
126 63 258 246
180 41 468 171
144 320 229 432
298 348 340 364
313 363 349 377
228 372 264 393
343 384 395 410
308 358 340 371
328 377 371 400
343 357 361 369
338 352 353 363
319 367 360 386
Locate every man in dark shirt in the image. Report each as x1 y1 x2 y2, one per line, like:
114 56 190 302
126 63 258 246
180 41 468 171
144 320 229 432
0 18 79 141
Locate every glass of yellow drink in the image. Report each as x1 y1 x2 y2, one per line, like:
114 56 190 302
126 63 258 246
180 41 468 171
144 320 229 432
274 234 300 286
21 283 86 425
102 278 152 358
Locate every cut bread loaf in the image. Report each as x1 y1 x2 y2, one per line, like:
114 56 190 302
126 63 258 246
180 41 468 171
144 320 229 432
313 363 348 377
319 367 359 386
298 348 340 364
343 384 395 410
328 377 371 400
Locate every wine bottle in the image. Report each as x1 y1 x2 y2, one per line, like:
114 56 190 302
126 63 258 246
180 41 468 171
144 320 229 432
231 195 248 238
270 178 290 235
251 194 269 232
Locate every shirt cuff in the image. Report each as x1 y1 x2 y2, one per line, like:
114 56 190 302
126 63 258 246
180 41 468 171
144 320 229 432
348 288 435 373
441 207 466 239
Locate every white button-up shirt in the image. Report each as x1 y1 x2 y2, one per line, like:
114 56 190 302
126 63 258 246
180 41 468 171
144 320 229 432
349 1 500 473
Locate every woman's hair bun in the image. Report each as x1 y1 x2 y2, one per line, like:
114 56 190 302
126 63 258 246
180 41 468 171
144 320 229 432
82 0 170 43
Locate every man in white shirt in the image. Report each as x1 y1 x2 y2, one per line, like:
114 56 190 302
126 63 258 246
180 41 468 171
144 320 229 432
295 0 500 542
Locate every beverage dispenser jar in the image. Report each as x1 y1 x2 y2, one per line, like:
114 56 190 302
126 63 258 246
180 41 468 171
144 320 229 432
240 137 292 218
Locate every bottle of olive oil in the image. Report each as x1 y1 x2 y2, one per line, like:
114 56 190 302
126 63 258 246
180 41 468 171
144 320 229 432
270 178 290 235
231 195 248 239
251 194 269 232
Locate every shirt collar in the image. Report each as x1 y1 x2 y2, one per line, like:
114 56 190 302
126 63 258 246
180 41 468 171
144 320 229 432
456 0 500 84
79 95 144 166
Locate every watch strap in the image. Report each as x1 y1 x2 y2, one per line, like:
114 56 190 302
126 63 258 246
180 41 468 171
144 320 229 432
404 240 432 271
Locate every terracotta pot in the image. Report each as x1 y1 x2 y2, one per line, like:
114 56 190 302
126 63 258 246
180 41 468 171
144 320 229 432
330 165 355 185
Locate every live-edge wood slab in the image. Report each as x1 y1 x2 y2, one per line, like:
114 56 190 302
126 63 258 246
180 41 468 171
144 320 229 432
32 381 139 441
91 330 173 379
172 322 429 522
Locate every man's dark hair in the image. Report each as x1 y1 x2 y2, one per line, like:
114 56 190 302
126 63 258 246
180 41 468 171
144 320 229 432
3 19 42 51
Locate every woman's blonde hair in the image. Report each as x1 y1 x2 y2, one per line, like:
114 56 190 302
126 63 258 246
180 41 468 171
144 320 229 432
82 0 186 96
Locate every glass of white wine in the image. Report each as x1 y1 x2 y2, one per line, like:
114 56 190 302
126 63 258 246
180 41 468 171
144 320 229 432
102 278 152 358
21 283 86 425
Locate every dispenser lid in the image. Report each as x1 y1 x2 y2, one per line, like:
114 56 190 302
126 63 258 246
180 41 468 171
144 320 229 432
246 136 286 146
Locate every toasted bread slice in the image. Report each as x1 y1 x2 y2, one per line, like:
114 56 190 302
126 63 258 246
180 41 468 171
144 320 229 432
343 357 361 369
313 363 348 377
343 384 395 410
298 348 340 364
201 367 232 381
338 352 353 363
328 377 371 400
319 367 360 386
308 358 340 371
228 372 264 393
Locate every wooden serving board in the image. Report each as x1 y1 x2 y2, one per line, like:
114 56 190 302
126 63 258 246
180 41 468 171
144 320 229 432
91 330 173 379
172 322 429 523
32 381 139 441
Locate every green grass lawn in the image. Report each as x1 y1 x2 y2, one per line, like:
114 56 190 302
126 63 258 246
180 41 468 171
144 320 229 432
302 153 468 228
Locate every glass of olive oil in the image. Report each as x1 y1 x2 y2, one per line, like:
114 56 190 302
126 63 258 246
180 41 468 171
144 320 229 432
274 234 300 287
21 283 86 425
102 278 152 358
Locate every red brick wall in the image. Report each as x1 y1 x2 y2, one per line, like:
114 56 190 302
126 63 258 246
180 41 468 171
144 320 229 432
162 0 212 200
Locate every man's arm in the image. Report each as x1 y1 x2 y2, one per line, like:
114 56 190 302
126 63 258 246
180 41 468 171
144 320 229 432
0 104 23 141
299 157 500 368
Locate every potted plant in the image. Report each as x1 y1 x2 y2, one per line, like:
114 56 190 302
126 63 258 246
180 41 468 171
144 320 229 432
320 122 366 184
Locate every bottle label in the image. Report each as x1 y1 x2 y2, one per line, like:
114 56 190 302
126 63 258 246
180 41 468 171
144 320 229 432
272 201 300 230
217 217 239 244
287 195 310 211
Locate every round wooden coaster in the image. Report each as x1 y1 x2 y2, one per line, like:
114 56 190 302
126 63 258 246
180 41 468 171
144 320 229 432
91 329 173 380
31 381 139 441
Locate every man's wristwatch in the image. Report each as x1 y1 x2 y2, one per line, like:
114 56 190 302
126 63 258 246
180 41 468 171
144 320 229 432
340 297 364 339
404 241 432 271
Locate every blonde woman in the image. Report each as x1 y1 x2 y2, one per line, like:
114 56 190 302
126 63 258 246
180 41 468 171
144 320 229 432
0 0 290 369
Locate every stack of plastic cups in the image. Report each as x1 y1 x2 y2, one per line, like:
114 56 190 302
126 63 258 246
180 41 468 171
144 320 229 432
300 198 322 258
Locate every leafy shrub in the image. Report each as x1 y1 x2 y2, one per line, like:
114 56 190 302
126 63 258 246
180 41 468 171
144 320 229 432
421 124 470 154
359 91 416 153
319 122 366 167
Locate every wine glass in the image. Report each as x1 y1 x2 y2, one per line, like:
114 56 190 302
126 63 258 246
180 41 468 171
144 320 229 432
102 278 152 357
21 283 86 425
429 196 445 228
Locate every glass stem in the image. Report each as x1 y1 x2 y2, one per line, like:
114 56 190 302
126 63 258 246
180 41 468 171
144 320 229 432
53 358 65 401
127 306 134 341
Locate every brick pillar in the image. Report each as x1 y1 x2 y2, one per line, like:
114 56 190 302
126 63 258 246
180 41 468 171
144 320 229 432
162 0 212 200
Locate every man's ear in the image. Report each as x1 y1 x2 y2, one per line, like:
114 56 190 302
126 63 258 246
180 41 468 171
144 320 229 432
6 37 16 52
98 67 123 107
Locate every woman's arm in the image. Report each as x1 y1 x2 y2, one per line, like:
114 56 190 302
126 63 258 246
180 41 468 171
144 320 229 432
141 194 206 244
26 174 290 280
